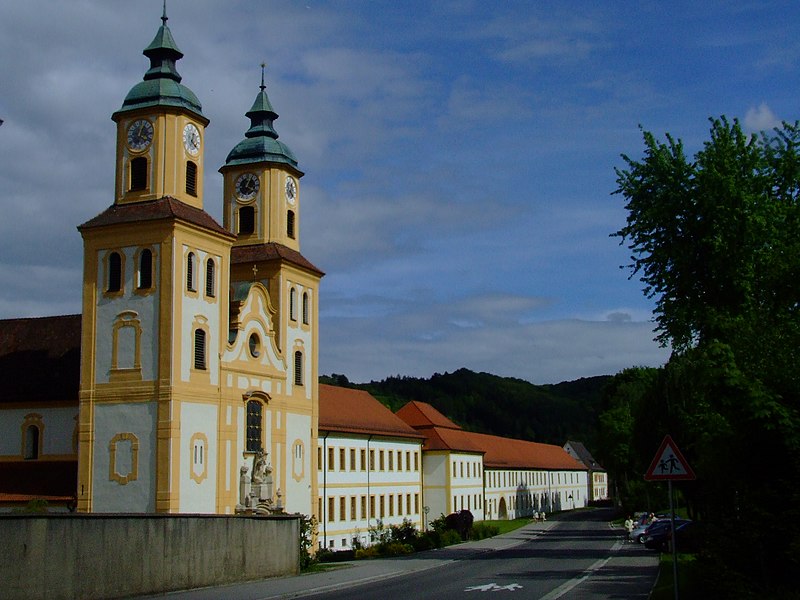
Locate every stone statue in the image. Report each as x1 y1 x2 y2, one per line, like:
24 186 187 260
251 449 272 484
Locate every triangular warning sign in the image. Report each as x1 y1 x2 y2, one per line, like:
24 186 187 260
644 435 696 481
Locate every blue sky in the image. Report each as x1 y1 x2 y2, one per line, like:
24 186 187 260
1 1 797 383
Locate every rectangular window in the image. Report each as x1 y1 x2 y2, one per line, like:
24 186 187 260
370 495 375 519
388 451 393 471
317 447 322 471
380 496 385 518
360 449 366 471
452 463 456 477
328 497 334 522
361 496 366 519
415 494 419 514
415 452 419 471
406 451 411 471
350 496 356 520
340 497 346 521
369 449 375 471
350 448 356 471
328 448 334 471
339 448 345 471
406 494 411 515
388 495 394 517
379 450 385 471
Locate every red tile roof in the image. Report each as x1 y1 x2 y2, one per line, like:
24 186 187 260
395 400 461 429
231 243 324 276
396 400 586 471
78 196 234 238
319 384 424 440
0 315 81 404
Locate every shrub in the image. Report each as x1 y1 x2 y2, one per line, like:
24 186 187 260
390 518 419 545
445 510 474 540
382 542 414 556
355 546 381 559
413 530 441 551
297 514 318 571
440 529 463 546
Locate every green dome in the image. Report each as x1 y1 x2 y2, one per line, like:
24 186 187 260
224 71 298 169
113 10 204 121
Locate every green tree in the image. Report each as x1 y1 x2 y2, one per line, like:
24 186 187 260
614 117 800 595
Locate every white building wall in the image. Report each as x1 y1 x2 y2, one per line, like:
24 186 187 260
283 412 312 515
317 434 423 550
0 407 78 457
91 402 157 512
179 402 218 513
447 453 484 520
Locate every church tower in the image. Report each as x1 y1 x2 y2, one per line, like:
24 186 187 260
219 67 323 517
76 9 234 513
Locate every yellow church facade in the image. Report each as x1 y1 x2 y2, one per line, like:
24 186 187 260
74 10 321 515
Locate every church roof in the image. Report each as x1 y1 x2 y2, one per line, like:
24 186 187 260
223 68 299 170
319 384 424 440
395 400 586 471
78 196 233 238
113 8 205 122
0 314 81 404
231 243 324 276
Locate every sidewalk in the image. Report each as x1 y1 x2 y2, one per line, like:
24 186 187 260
139 519 559 600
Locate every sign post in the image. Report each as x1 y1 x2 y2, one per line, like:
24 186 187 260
644 435 696 600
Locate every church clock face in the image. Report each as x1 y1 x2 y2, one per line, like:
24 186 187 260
183 123 201 155
285 177 297 204
127 119 153 151
235 173 260 200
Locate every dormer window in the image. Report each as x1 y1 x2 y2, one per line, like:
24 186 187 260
186 161 197 196
130 157 148 191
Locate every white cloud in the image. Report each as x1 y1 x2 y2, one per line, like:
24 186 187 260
744 103 780 131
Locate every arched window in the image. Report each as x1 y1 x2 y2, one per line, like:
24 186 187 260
287 210 296 239
289 288 297 321
186 252 196 291
205 258 215 297
130 157 148 191
294 350 303 386
186 161 197 196
302 292 309 325
138 249 152 289
108 252 122 292
24 425 39 460
193 328 206 370
246 400 263 452
238 206 255 235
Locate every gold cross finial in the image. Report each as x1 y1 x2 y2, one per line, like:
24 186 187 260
252 264 259 281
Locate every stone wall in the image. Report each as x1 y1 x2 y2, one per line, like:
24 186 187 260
0 513 300 600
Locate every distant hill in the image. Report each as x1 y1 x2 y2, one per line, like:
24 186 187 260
320 368 610 448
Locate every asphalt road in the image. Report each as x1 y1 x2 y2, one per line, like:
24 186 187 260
309 509 658 600
136 508 659 600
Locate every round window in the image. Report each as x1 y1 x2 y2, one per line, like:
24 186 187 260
248 333 261 358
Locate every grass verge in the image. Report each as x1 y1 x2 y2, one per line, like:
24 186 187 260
482 517 534 535
649 552 700 600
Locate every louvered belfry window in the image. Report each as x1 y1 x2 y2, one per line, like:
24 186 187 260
186 161 197 196
194 329 206 370
130 157 147 191
294 350 303 386
187 252 196 291
205 259 215 297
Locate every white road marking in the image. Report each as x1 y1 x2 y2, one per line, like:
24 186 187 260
538 540 624 600
465 582 523 592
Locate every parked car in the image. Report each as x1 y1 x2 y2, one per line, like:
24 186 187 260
643 519 691 551
632 519 657 543
666 520 704 553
